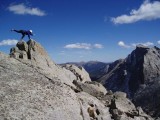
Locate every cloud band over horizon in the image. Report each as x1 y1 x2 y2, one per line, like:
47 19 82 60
118 41 154 48
64 43 103 50
0 39 18 46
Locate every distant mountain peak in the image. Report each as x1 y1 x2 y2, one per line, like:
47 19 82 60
94 46 160 118
136 44 150 49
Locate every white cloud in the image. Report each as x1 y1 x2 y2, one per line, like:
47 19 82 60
64 43 103 50
8 3 46 16
64 43 91 50
118 41 131 48
132 42 154 47
111 0 160 24
0 39 18 46
157 40 160 44
94 44 103 48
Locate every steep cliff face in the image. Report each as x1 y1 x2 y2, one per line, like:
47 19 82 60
133 46 160 118
96 45 160 118
0 40 153 120
134 77 160 118
98 45 160 97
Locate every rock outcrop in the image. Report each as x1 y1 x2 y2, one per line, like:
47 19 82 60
73 80 107 98
64 61 110 81
96 45 160 118
61 64 91 82
0 40 153 120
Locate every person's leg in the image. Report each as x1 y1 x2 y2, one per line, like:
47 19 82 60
13 30 22 33
28 34 31 40
21 34 25 41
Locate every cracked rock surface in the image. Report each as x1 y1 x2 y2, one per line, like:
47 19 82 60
0 40 153 120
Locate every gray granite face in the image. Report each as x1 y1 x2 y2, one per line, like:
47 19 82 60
94 45 160 118
0 40 153 120
99 46 160 96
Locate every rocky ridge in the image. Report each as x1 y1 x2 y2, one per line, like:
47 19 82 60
64 61 110 81
97 45 160 118
0 40 153 120
98 45 160 96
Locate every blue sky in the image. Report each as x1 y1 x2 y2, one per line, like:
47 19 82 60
0 0 160 63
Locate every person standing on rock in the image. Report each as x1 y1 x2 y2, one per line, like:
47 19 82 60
11 29 33 41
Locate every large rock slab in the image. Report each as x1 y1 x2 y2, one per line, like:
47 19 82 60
73 80 107 98
62 64 91 82
0 52 83 120
109 92 153 120
112 97 137 114
77 92 112 120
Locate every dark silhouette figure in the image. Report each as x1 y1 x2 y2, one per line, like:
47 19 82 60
11 29 33 40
